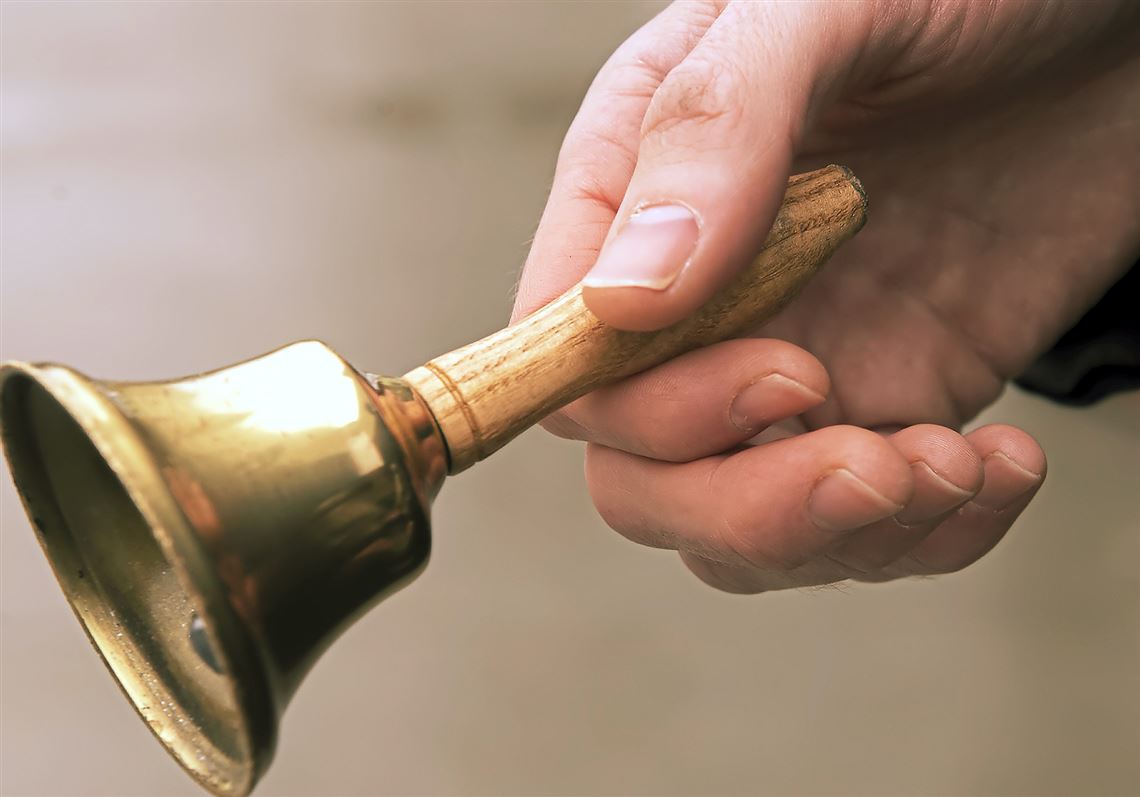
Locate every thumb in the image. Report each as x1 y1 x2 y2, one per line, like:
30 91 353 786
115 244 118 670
581 2 860 331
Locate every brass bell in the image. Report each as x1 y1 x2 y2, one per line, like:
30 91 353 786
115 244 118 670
0 166 865 796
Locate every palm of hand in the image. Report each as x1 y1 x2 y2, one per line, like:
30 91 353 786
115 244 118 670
779 59 1140 432
513 1 1140 592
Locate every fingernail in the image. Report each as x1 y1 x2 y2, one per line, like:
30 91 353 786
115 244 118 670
809 468 904 533
893 461 976 526
971 452 1042 510
729 374 825 432
582 204 698 290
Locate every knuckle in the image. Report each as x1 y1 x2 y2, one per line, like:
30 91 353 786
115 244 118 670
583 445 686 552
641 55 750 144
559 165 618 212
825 424 909 469
554 127 635 207
715 510 809 572
583 446 632 532
833 423 890 449
587 485 670 551
706 456 808 571
627 430 683 462
574 392 687 462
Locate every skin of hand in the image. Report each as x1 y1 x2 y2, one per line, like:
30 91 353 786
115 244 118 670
511 0 1140 593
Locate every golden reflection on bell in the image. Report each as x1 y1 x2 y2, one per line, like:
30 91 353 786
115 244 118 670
0 341 447 796
0 166 867 796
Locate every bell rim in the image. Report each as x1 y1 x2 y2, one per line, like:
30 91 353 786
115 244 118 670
0 360 276 797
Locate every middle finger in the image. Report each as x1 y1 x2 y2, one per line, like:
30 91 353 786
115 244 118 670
546 337 828 461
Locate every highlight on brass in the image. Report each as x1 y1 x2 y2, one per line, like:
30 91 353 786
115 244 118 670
0 342 446 796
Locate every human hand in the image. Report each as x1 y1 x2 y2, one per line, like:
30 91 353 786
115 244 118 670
511 1 1140 592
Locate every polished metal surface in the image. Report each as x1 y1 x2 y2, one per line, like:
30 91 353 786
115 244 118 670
0 341 446 796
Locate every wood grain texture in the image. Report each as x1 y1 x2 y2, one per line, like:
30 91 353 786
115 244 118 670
404 165 867 474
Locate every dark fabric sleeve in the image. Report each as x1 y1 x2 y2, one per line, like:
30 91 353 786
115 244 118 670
1015 263 1140 406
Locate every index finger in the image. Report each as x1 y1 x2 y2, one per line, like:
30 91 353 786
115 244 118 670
511 1 722 321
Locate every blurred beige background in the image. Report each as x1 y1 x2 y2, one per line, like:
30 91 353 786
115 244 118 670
2 2 1138 796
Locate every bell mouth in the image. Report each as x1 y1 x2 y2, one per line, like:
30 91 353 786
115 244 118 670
0 363 271 797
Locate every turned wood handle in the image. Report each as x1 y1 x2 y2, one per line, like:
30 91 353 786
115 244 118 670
405 165 867 474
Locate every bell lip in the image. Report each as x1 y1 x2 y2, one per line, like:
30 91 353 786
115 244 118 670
0 360 276 797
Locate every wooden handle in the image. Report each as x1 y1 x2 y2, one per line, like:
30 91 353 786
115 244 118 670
405 165 867 474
